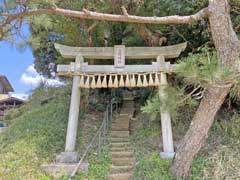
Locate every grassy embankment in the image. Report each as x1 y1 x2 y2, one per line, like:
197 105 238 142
0 85 239 180
131 107 240 180
0 85 111 180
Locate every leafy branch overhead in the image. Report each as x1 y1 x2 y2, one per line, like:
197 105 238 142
141 86 198 121
0 1 210 39
176 52 237 88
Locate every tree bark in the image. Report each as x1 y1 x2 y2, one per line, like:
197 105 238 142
170 86 230 178
170 0 240 178
0 6 210 33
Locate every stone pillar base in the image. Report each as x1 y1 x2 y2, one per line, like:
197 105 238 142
160 152 175 159
41 162 89 179
0 127 7 134
56 151 79 163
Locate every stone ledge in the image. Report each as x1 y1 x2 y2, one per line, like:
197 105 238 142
41 162 89 179
160 152 175 159
56 151 79 163
0 127 7 134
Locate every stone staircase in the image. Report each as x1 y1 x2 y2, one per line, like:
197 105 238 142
108 100 135 180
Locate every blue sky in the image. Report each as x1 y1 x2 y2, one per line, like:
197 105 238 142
0 41 34 94
0 22 35 94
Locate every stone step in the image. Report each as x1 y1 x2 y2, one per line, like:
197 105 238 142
111 142 130 148
110 147 133 152
121 107 134 111
122 101 134 105
110 165 133 174
118 114 130 117
116 115 130 119
112 119 129 123
120 110 133 115
111 123 129 128
112 120 129 124
112 123 129 126
108 172 132 180
109 137 130 143
111 127 129 131
111 131 129 138
112 119 130 123
111 151 133 158
112 157 134 166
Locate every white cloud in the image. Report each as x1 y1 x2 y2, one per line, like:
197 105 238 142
26 64 38 75
9 93 29 101
20 64 64 88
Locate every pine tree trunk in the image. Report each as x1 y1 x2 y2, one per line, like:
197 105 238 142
170 0 240 178
170 87 230 178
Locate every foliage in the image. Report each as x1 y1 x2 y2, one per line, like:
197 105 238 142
176 51 235 87
133 107 240 180
0 84 111 180
176 50 240 101
189 113 240 179
141 86 197 121
1 0 217 76
71 148 111 180
133 152 173 180
0 86 70 180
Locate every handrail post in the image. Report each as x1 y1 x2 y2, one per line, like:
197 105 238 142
98 131 101 158
103 115 106 144
106 108 109 131
110 102 113 121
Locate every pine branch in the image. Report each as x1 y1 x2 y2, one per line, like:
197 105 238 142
0 6 210 33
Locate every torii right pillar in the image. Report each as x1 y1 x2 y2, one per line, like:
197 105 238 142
158 55 175 159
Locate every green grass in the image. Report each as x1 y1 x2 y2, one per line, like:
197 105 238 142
1 84 239 180
132 109 240 180
0 85 111 180
133 152 173 180
71 148 111 180
0 87 69 180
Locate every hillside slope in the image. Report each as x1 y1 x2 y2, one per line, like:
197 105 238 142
131 107 240 180
0 86 111 180
0 86 239 180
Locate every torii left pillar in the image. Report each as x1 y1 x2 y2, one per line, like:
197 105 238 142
56 55 82 163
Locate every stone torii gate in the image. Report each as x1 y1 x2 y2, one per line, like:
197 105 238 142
55 42 187 163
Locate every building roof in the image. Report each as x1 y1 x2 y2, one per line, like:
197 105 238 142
0 96 24 104
0 75 14 93
0 94 9 101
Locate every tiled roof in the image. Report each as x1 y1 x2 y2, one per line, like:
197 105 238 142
0 75 14 93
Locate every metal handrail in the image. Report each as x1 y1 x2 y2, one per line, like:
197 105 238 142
69 98 117 180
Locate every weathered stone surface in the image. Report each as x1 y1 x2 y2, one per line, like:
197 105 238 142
0 127 7 134
55 42 187 59
112 157 135 166
56 151 79 163
111 142 130 148
41 162 88 179
110 147 133 152
109 137 130 143
110 131 129 138
110 165 133 174
108 172 132 180
108 99 135 180
160 152 175 159
111 151 133 158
